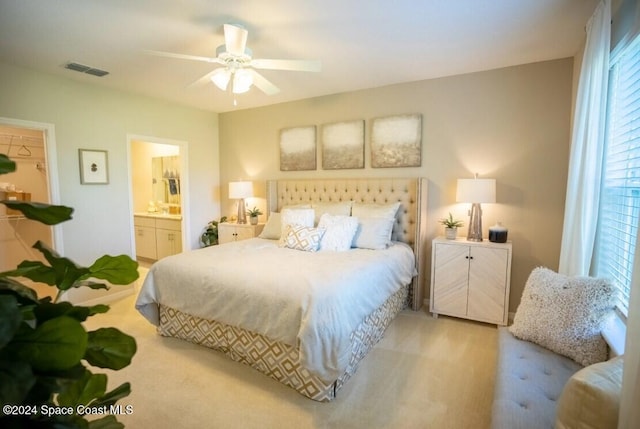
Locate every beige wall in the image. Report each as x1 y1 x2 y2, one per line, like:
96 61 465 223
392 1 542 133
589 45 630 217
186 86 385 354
219 58 574 312
0 61 220 303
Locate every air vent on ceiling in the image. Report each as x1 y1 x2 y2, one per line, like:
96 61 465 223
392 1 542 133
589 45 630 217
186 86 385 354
64 62 109 77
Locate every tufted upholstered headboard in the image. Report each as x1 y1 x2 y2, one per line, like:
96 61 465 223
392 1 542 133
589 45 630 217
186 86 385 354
266 178 428 310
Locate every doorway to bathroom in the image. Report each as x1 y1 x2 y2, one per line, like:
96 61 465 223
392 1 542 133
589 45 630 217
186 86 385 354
0 118 61 300
128 135 189 266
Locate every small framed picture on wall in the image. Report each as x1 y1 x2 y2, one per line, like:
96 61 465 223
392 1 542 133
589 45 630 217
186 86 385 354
78 149 109 184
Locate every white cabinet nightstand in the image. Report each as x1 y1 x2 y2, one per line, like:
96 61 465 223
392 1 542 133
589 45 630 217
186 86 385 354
218 223 264 244
430 237 512 326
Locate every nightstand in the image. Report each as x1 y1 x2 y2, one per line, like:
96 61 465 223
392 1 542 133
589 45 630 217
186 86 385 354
429 237 512 326
218 222 265 244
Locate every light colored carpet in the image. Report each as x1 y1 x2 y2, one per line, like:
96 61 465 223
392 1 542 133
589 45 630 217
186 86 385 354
83 284 498 429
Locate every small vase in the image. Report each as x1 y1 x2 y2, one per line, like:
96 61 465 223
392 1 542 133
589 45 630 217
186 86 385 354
445 227 457 240
489 222 508 243
250 216 258 225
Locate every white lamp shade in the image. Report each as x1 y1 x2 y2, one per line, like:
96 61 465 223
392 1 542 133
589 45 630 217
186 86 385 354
211 68 231 91
229 181 253 199
456 178 496 203
232 69 253 94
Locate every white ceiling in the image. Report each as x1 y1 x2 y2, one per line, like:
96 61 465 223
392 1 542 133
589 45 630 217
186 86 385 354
0 0 599 113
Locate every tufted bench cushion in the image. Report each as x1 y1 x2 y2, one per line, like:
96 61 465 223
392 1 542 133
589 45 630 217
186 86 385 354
491 327 583 429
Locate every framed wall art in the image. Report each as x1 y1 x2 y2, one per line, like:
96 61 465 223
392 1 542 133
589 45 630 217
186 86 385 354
371 114 422 168
279 126 317 171
321 120 364 170
79 149 109 184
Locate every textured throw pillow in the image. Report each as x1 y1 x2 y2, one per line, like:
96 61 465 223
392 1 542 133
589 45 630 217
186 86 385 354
351 217 396 250
279 224 325 252
279 208 315 244
258 212 281 240
555 356 623 429
311 201 353 225
509 267 615 366
317 213 359 251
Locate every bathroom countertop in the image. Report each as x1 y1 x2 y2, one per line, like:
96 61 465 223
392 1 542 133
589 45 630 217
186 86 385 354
134 212 182 220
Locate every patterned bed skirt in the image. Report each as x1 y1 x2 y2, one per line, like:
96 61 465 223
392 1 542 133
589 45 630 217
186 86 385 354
158 284 408 402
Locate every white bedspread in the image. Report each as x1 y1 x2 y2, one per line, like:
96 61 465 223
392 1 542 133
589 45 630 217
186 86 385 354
135 238 416 381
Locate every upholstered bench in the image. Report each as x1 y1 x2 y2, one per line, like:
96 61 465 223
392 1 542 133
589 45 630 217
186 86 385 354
491 267 622 429
491 327 582 429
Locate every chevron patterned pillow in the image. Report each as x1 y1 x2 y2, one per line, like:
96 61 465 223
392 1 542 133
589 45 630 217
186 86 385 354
280 224 325 252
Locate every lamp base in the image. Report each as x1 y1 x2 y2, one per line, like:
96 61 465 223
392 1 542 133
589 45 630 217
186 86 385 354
467 203 484 242
237 198 247 224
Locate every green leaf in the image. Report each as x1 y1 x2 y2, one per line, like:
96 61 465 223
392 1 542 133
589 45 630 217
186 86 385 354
89 382 131 408
2 260 58 286
0 201 73 225
88 415 124 429
0 360 35 406
58 369 107 407
85 328 136 370
0 276 41 304
6 316 88 372
33 241 90 290
75 280 110 291
88 255 139 285
0 295 22 349
0 154 16 174
33 302 109 324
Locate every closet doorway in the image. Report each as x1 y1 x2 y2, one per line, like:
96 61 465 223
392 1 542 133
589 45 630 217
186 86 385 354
128 135 189 267
0 119 61 300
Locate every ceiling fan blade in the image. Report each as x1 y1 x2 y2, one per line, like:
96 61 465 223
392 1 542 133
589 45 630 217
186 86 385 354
224 24 248 56
145 50 222 64
186 69 221 89
251 58 321 72
248 69 280 95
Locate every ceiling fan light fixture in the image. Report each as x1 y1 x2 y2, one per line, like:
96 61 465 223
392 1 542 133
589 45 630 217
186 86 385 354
210 68 231 90
232 68 253 94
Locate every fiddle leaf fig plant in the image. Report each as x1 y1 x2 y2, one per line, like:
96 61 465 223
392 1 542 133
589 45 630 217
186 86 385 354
0 153 138 428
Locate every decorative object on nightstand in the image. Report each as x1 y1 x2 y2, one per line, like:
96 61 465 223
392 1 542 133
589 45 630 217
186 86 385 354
247 206 263 225
456 174 496 242
439 212 464 240
229 181 253 224
489 222 508 243
430 237 512 326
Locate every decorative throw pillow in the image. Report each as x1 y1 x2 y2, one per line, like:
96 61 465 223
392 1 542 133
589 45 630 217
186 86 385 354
555 356 623 429
351 217 396 250
258 212 281 240
311 201 353 225
509 267 615 366
351 201 401 220
279 208 315 244
317 213 359 251
279 224 325 252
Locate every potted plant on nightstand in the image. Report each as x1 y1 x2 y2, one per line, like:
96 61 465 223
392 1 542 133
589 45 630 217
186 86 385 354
439 212 464 240
247 207 262 225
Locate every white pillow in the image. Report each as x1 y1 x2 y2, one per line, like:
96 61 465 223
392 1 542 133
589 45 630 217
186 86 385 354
258 212 281 240
311 201 353 225
509 267 615 366
280 208 315 244
279 224 325 252
351 201 401 220
555 356 623 429
317 214 359 251
351 217 395 250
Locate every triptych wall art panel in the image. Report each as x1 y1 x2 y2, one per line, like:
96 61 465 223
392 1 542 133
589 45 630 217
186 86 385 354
321 120 365 170
371 114 422 168
279 126 317 171
279 114 422 171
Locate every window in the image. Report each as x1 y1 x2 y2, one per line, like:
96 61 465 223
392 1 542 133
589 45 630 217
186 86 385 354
595 34 640 317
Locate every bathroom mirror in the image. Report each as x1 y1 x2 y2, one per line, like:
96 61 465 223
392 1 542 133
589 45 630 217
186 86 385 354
151 155 181 206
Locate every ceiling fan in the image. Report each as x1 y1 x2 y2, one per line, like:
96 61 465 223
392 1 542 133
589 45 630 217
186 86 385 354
148 24 321 96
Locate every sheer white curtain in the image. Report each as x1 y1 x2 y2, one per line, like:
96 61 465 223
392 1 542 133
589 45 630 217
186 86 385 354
558 0 610 276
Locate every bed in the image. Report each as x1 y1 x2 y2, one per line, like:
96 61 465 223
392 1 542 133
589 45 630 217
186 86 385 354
136 178 428 401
